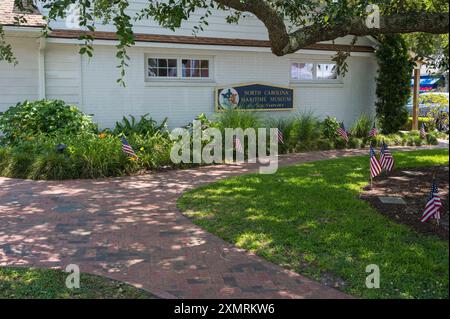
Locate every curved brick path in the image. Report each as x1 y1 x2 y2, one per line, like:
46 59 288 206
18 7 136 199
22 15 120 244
0 145 446 299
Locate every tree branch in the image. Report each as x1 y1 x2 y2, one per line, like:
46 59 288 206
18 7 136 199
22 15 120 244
213 0 449 56
282 12 450 55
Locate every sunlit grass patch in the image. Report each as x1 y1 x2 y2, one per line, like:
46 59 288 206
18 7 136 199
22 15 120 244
178 149 449 299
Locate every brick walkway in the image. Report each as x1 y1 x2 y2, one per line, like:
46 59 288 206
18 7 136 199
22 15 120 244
0 145 446 299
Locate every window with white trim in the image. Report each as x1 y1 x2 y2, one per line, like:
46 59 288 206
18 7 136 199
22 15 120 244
146 56 212 80
291 62 339 81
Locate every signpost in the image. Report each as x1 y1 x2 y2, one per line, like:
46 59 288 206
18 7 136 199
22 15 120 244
216 83 294 112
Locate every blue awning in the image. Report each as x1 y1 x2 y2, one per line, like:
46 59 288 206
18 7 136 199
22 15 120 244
410 76 441 88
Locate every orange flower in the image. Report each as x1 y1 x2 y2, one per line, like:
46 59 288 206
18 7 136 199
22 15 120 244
98 133 107 139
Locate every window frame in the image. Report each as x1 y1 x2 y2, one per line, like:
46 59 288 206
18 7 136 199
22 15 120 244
145 54 214 82
290 60 342 84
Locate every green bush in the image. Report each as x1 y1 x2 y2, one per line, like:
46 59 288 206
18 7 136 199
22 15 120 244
0 100 97 144
351 114 373 138
375 35 413 133
293 111 320 144
426 133 439 145
0 133 175 180
348 137 363 149
265 117 297 154
334 138 347 149
414 136 424 146
215 109 261 130
320 116 340 140
401 117 434 131
114 114 168 136
316 138 335 150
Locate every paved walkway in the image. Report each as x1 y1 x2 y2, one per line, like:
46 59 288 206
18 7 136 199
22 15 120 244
0 145 446 299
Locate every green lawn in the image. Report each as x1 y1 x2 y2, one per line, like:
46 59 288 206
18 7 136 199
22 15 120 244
0 267 155 299
178 149 449 299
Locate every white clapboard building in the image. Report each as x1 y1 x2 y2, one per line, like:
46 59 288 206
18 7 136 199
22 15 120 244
1 0 379 129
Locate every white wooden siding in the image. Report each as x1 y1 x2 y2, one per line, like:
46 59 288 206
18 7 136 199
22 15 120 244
44 44 81 106
0 37 40 112
71 44 377 129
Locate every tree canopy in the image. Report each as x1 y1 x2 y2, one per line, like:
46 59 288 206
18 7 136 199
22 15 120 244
1 0 449 82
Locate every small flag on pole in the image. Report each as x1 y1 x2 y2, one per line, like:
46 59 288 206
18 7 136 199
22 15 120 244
380 142 395 172
234 136 244 153
336 122 349 142
277 128 284 145
368 124 378 138
370 146 382 178
421 179 443 223
121 136 138 159
420 123 427 139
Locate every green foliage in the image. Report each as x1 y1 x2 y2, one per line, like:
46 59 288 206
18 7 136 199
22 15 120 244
292 111 320 150
215 109 261 130
419 93 450 131
348 137 363 149
426 133 440 145
179 149 449 299
334 138 347 149
402 117 435 131
265 117 297 153
320 116 340 140
316 138 335 150
114 114 168 136
0 132 175 180
0 100 97 144
351 114 373 138
375 35 414 134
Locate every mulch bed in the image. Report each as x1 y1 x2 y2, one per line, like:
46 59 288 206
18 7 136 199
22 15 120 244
361 166 449 240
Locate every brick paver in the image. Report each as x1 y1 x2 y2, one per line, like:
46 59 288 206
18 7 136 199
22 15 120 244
0 145 446 298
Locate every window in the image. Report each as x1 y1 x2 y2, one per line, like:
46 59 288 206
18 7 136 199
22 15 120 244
316 63 338 80
182 59 210 78
291 62 339 82
148 58 178 78
146 56 212 80
291 63 314 80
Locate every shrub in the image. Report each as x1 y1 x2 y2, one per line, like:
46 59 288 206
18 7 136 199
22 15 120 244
414 136 424 146
316 138 334 150
215 109 261 130
426 133 439 145
0 100 97 144
420 93 449 131
265 117 297 154
375 35 414 134
114 114 168 136
292 111 320 144
0 132 175 180
351 114 373 138
401 117 434 131
334 138 347 149
320 116 340 140
348 137 363 149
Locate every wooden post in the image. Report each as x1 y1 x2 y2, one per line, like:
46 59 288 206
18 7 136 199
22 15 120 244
412 65 421 131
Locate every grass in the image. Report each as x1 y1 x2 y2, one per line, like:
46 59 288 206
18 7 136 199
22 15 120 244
0 267 155 299
178 149 449 299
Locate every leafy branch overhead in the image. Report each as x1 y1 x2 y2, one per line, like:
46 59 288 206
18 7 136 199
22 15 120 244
2 0 449 81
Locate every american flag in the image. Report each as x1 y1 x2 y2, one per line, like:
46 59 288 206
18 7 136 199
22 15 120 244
380 142 394 172
368 124 378 138
277 128 284 144
420 123 427 139
336 122 349 142
234 136 244 153
121 136 138 158
370 146 382 178
421 180 443 223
